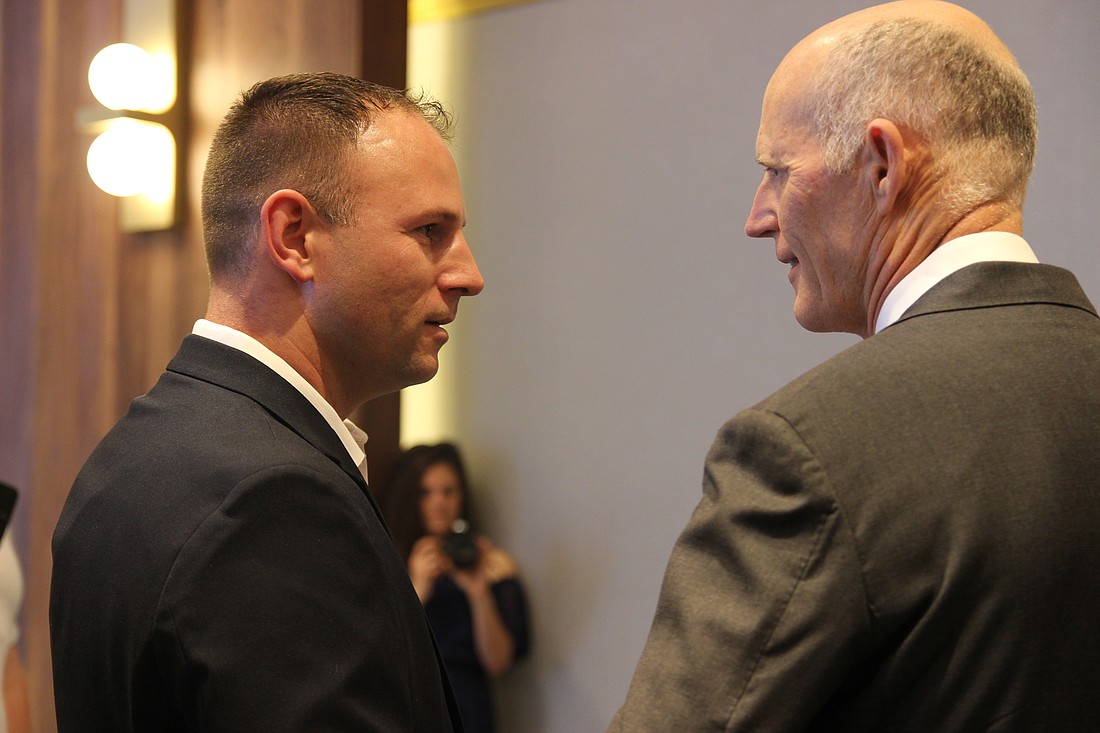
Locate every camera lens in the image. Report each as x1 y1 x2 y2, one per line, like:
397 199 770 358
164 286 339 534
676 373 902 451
442 519 479 568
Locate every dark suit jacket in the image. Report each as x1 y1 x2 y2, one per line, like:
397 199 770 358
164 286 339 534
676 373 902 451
51 335 463 732
610 262 1100 732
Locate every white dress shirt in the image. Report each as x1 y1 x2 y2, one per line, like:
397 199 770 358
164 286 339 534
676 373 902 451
874 231 1039 334
191 319 370 481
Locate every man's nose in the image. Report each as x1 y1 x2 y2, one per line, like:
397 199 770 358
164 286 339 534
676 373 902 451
447 234 485 296
745 178 777 239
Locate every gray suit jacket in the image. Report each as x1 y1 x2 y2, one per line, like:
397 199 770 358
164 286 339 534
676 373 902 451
51 335 463 732
610 262 1100 732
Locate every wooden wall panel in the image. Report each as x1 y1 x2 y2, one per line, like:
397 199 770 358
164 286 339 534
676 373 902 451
20 2 128 730
363 0 409 88
356 0 408 507
0 0 45 532
191 0 362 142
0 1 409 730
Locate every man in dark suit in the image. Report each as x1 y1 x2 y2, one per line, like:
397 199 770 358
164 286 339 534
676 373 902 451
610 2 1100 731
50 73 483 732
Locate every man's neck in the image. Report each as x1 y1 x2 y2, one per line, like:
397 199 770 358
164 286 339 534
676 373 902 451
862 203 1024 337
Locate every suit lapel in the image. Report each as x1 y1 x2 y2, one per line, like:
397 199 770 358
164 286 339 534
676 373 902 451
160 335 464 727
164 335 386 518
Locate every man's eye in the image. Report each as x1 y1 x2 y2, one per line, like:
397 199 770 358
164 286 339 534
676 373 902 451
417 224 440 240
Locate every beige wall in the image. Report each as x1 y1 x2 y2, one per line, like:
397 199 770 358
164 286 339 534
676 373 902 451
405 2 1100 731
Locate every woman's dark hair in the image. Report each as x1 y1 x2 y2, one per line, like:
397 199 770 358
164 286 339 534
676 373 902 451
382 443 473 561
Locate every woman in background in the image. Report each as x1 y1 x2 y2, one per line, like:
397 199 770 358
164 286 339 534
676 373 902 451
383 443 530 733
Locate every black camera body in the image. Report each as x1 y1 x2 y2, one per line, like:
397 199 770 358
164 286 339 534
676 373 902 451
441 518 479 569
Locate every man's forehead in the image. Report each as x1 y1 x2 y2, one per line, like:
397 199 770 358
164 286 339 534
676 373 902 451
756 85 815 157
357 108 421 148
351 110 455 174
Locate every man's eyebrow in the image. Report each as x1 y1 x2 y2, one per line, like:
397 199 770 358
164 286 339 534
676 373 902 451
421 209 463 223
417 209 467 228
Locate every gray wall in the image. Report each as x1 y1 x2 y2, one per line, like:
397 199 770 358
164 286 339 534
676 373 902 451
413 2 1100 731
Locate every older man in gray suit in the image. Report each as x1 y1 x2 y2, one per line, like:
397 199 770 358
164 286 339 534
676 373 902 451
609 2 1100 731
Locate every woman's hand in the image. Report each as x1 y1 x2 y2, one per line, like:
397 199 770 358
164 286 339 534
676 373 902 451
450 534 520 677
407 535 451 604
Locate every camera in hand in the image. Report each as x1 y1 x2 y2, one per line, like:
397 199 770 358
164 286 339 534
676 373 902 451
441 518 479 568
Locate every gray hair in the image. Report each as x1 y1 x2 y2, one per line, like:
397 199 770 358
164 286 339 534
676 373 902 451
809 18 1037 216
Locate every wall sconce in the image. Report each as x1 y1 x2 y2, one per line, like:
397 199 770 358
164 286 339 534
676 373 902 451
78 0 187 232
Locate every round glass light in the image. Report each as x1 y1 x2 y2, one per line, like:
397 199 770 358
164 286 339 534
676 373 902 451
88 43 175 113
86 118 175 198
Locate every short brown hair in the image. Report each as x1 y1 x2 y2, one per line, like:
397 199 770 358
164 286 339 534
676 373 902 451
200 72 453 279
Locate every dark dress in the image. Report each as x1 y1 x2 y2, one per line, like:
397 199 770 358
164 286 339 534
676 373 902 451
425 575 531 733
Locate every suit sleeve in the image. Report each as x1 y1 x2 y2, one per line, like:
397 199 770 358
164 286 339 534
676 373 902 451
609 408 874 733
153 464 449 732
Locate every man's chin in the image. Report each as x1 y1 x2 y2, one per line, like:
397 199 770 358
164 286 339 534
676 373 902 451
793 299 832 333
404 357 441 387
794 304 861 336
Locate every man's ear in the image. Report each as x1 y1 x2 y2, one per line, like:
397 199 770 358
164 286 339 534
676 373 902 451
860 118 907 216
260 189 323 283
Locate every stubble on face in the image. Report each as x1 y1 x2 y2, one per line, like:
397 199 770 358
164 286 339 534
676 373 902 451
308 110 479 412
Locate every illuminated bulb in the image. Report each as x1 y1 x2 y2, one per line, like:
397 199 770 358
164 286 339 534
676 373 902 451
88 43 175 113
86 118 175 198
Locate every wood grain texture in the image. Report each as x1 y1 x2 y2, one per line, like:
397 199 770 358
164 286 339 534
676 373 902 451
0 1 407 729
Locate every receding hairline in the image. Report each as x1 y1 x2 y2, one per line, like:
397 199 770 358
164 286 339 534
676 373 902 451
760 0 1030 160
200 74 457 280
762 1 1036 217
779 0 1021 86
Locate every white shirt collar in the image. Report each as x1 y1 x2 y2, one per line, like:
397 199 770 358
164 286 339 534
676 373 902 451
874 232 1038 334
191 319 368 479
